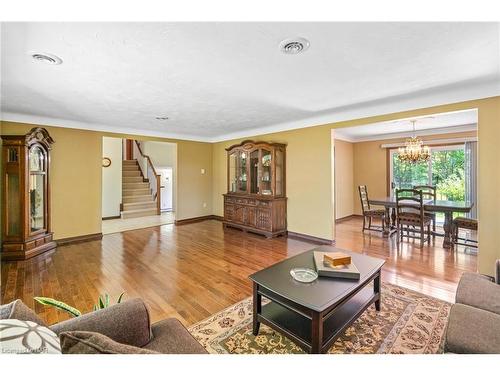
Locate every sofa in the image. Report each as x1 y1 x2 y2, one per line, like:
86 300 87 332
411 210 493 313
0 297 207 354
444 260 500 354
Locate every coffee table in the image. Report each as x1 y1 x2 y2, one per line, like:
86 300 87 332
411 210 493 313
249 246 385 354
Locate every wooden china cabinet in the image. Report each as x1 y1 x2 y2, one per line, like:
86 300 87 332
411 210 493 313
1 127 57 261
223 140 287 238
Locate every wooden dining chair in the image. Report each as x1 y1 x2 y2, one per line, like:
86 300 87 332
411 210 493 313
396 188 432 248
452 217 478 250
413 185 437 234
358 185 385 233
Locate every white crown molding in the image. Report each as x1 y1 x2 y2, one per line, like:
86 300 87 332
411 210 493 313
1 77 499 144
332 131 356 143
210 78 499 143
347 123 478 143
0 112 214 143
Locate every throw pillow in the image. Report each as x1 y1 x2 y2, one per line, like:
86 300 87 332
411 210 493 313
1 299 47 327
59 331 158 354
0 319 61 354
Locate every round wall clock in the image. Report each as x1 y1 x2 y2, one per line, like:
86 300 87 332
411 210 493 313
102 157 112 168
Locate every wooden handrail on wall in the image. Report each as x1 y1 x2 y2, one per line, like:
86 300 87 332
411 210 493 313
133 140 161 214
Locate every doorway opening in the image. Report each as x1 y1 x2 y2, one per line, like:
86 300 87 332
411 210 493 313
158 167 173 212
101 137 177 234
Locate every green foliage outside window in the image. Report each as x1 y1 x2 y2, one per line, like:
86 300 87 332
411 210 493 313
392 148 465 201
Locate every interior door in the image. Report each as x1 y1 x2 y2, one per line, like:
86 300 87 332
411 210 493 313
124 139 134 160
159 167 173 211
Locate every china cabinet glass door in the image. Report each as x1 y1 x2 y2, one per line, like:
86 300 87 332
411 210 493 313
250 149 259 194
261 149 272 195
228 152 237 193
236 150 248 193
29 146 46 233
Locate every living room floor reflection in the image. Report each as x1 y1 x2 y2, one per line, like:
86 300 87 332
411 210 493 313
101 211 175 235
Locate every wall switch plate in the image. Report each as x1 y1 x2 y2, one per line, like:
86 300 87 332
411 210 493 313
201 168 206 175
203 202 207 208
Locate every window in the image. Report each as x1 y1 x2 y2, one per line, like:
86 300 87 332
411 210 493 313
390 144 465 201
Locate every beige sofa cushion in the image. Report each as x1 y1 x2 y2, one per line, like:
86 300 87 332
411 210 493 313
456 272 500 315
51 298 152 347
60 331 158 354
143 318 207 354
445 303 500 354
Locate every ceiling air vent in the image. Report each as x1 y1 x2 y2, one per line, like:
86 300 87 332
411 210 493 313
279 37 310 55
31 53 63 65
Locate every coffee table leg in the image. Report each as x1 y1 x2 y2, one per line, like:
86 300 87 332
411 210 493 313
374 271 381 311
252 282 261 336
311 311 323 354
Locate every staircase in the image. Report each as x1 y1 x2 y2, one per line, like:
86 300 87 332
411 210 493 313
121 160 158 219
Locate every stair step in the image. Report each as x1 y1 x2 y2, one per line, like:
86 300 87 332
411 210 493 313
121 208 158 219
123 195 154 203
123 170 142 177
123 165 140 171
123 176 145 183
123 160 138 164
123 188 151 196
123 182 150 189
123 201 157 210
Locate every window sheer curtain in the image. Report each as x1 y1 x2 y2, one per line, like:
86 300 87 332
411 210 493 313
465 141 478 219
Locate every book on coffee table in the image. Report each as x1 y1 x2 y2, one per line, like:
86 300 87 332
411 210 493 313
313 251 361 280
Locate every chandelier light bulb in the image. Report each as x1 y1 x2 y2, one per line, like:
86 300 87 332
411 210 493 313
397 120 431 164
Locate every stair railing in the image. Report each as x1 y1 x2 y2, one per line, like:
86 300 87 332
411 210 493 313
132 141 161 214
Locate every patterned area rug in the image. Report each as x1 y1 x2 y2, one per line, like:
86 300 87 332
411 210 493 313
189 283 451 354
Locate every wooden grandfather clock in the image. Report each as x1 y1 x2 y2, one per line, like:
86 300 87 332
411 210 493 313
1 127 57 260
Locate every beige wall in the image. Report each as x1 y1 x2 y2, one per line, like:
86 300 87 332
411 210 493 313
334 138 354 219
102 137 123 218
351 130 478 215
177 141 212 219
0 121 213 239
1 122 102 240
212 126 334 241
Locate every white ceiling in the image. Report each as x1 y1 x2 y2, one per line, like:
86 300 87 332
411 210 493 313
334 109 478 142
1 22 499 142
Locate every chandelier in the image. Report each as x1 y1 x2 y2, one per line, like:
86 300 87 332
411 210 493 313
397 120 430 164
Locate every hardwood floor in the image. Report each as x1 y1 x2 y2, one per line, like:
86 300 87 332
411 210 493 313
1 217 477 326
334 216 477 302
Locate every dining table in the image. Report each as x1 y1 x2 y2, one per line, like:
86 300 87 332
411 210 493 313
368 196 474 249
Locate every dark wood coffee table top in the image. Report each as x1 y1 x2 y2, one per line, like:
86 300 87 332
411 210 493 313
249 246 385 312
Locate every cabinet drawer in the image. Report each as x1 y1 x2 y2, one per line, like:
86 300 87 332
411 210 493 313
236 198 248 204
258 200 271 207
246 199 256 206
225 196 235 203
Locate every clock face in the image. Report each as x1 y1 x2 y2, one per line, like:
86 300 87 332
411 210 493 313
102 157 112 168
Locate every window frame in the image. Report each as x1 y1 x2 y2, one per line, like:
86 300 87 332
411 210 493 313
388 143 465 198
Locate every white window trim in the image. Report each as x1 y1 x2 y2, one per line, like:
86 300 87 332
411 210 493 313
381 137 476 149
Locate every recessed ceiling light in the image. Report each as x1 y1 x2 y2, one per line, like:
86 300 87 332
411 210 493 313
279 37 310 55
31 52 63 65
155 116 169 120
